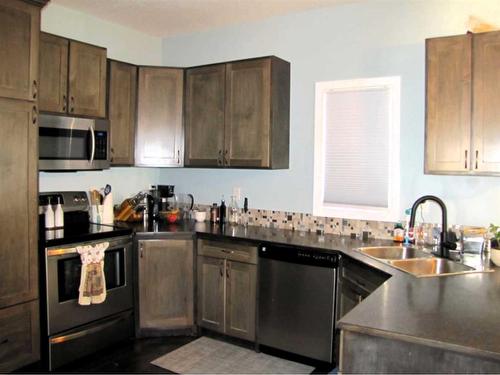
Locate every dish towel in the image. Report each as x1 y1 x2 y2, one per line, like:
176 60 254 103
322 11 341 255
76 242 109 305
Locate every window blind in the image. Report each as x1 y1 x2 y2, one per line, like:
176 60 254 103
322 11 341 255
323 87 390 208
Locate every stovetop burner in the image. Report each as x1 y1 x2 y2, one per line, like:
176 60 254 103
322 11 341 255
39 191 132 247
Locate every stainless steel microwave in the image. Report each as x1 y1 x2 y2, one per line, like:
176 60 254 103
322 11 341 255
39 114 110 171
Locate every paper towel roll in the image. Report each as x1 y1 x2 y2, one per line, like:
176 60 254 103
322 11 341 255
102 193 114 225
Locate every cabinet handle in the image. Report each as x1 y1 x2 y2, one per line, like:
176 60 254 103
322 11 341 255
465 150 468 169
32 105 37 125
224 149 228 165
217 150 222 166
219 264 224 277
226 263 231 279
475 150 479 170
177 150 180 164
32 80 37 99
70 96 75 113
0 338 8 345
140 245 144 258
62 94 67 112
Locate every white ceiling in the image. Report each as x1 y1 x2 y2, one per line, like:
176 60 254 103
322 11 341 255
51 0 352 38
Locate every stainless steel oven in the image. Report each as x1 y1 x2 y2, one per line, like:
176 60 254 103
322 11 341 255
39 114 110 171
43 235 133 369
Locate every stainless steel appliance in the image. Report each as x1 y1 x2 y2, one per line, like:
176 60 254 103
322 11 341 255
39 192 133 370
39 114 110 171
258 244 339 363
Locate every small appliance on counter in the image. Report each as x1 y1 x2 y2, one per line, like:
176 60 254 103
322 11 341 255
38 191 133 370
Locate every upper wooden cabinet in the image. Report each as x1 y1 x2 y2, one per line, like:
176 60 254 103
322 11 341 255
425 31 500 175
137 238 194 336
136 67 184 167
39 33 107 118
39 33 68 113
184 65 226 167
108 60 137 166
184 56 290 169
0 0 40 102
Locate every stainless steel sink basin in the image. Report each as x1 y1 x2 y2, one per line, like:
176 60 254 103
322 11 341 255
388 258 476 277
358 246 431 260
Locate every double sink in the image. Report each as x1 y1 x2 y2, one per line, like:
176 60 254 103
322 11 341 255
358 246 478 277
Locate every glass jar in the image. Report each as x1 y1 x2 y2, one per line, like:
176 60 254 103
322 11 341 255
228 195 239 225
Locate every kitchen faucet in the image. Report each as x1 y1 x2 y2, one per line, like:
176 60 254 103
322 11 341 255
409 195 457 258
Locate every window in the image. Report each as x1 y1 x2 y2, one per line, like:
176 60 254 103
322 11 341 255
313 76 400 221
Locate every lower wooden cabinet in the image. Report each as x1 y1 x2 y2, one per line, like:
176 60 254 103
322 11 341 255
0 300 40 372
197 239 257 342
137 238 194 336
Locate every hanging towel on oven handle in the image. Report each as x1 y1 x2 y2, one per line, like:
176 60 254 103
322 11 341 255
76 242 109 305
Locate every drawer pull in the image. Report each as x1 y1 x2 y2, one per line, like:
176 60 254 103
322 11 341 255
0 338 8 345
221 249 234 254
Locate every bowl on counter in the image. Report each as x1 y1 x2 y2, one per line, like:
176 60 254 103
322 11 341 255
193 210 207 222
491 248 500 267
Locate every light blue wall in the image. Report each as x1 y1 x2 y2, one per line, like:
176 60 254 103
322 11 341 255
160 0 500 226
39 3 163 202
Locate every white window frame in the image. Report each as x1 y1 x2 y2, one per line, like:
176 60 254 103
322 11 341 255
313 76 400 222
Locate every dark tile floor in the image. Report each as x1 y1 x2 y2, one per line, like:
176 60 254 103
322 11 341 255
18 336 334 374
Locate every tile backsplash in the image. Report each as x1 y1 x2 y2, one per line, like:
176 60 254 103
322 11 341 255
194 204 395 240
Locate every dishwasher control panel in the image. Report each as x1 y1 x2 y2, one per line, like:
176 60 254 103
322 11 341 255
259 244 339 268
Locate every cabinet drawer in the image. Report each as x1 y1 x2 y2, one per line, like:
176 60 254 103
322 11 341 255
0 300 40 372
198 239 257 264
341 257 388 293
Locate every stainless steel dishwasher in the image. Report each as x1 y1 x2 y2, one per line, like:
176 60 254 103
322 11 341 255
258 244 339 363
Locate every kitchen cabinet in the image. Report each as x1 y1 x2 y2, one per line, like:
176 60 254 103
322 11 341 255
0 1 44 371
108 60 137 165
0 98 39 310
0 300 40 372
0 0 39 102
39 33 107 118
184 56 290 169
39 33 68 113
136 67 184 167
184 65 226 167
137 238 194 336
425 30 500 175
336 256 389 321
197 239 257 341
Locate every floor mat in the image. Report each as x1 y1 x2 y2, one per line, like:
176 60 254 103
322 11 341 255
151 336 314 374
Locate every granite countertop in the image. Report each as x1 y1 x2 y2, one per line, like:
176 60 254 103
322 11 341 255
116 219 500 362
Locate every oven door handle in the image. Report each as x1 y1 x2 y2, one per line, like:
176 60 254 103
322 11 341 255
89 125 96 164
49 315 128 345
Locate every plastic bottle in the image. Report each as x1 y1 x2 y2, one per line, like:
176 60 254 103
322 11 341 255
44 198 55 229
54 197 64 228
393 222 405 242
228 195 239 225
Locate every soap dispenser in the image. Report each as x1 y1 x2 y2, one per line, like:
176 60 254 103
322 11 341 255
45 198 55 229
54 197 64 228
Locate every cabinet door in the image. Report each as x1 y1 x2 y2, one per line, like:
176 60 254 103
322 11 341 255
109 60 137 165
136 67 184 167
425 35 471 174
336 278 368 322
0 0 39 101
197 256 225 333
0 98 38 309
184 65 225 167
138 239 194 332
0 300 40 372
225 261 256 341
472 31 500 173
68 40 107 117
225 59 271 168
39 33 68 113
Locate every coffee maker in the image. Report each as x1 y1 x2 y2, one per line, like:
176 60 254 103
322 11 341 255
147 185 175 221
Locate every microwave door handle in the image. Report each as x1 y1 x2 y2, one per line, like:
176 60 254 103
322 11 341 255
89 125 96 164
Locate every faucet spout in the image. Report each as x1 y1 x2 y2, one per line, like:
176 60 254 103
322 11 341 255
408 195 456 258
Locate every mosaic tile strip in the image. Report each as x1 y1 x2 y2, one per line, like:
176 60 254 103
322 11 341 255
193 204 395 240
